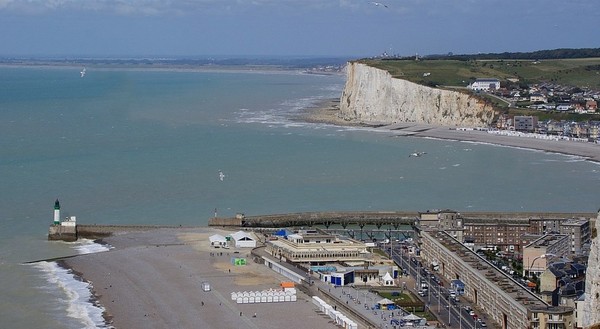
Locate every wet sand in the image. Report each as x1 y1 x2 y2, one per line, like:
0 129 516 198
297 99 600 162
63 228 338 329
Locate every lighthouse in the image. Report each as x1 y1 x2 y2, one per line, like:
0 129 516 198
53 199 60 225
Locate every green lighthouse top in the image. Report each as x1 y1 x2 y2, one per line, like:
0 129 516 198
54 199 60 210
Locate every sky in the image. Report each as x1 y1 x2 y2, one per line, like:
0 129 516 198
0 0 599 58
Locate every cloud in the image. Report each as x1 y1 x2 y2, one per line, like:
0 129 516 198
0 0 345 15
3 0 598 17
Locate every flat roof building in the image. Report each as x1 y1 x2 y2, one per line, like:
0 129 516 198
420 230 574 329
265 232 369 265
559 218 591 256
523 234 570 277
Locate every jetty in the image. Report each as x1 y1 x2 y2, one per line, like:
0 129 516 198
48 200 596 241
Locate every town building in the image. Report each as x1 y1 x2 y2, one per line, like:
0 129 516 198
420 210 593 255
265 231 369 264
586 99 598 111
559 219 592 256
514 115 539 132
539 261 586 308
523 234 571 277
468 78 501 91
420 230 575 329
530 93 548 103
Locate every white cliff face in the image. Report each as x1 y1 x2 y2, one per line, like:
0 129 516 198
340 62 497 126
583 213 600 328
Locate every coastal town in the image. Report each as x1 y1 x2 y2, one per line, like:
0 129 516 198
52 206 599 329
468 77 600 142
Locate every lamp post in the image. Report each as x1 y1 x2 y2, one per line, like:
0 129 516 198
437 284 441 314
527 253 556 277
416 260 420 290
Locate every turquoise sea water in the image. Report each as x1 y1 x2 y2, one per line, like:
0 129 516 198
1 66 599 328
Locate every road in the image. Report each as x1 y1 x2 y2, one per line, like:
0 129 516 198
387 245 490 329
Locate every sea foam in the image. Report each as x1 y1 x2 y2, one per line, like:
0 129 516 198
32 240 113 329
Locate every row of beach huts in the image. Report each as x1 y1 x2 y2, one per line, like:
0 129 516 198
230 282 297 304
312 296 358 329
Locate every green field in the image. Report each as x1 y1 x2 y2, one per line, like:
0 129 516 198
360 58 600 89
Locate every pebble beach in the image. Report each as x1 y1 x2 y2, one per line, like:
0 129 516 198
58 100 600 329
298 99 600 162
62 228 338 329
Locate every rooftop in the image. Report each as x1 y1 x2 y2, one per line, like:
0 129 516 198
525 234 569 248
429 230 555 311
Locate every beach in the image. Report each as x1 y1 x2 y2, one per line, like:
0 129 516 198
298 99 600 162
62 228 338 329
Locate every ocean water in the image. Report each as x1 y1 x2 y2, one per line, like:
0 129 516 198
1 66 599 328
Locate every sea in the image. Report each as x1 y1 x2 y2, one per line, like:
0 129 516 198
1 64 599 329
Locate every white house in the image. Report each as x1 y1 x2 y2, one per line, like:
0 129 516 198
530 93 547 103
229 231 257 248
468 78 500 91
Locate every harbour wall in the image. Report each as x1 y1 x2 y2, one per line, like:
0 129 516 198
48 211 596 241
48 224 189 241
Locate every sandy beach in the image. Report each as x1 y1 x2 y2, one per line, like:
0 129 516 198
62 228 339 329
298 99 600 162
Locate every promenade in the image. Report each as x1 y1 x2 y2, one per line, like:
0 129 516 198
253 246 434 329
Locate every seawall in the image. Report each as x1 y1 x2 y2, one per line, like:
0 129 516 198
339 62 497 126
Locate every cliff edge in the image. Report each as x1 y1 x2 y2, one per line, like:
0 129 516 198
339 62 497 126
584 212 600 328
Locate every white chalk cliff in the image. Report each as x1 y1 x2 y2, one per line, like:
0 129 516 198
583 213 600 328
339 62 497 126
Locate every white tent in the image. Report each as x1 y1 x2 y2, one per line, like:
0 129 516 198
382 272 394 286
229 231 257 248
402 313 422 321
377 298 394 305
209 234 228 247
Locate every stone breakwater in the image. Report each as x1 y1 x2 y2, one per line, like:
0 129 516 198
339 62 497 126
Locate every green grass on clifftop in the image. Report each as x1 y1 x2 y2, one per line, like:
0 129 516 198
360 58 600 89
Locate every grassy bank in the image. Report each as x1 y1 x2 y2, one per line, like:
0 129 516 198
361 58 600 89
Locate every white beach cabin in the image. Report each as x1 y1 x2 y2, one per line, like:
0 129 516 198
228 231 257 248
